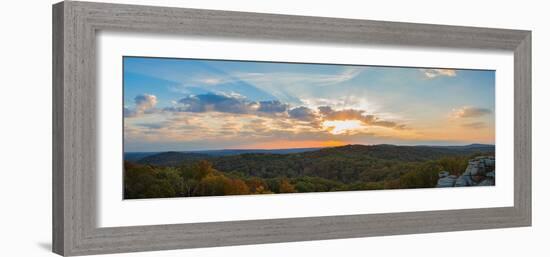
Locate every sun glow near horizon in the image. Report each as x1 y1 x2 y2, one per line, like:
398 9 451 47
237 140 348 150
322 120 364 135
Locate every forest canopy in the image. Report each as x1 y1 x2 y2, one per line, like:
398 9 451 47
124 144 494 199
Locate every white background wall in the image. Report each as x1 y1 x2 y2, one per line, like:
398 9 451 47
0 0 548 256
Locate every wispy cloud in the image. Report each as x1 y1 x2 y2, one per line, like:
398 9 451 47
235 67 363 87
451 106 492 118
421 69 457 79
462 121 487 129
178 67 363 96
218 67 365 105
197 77 225 85
166 67 365 108
315 67 363 85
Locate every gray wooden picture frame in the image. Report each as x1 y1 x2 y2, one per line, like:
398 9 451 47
52 1 531 256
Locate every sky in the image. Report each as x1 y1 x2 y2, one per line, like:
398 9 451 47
123 57 495 152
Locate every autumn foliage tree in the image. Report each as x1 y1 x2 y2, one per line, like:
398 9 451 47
124 149 490 199
246 178 272 194
278 178 297 193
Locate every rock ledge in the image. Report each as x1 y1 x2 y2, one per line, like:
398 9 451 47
436 156 495 187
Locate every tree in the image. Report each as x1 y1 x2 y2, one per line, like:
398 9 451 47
246 177 272 194
439 156 468 176
279 178 297 193
399 162 442 188
224 178 250 195
196 174 227 196
155 167 183 196
124 163 179 199
384 179 401 189
124 162 156 199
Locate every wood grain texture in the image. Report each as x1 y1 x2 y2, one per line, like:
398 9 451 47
52 1 532 256
514 32 532 224
52 2 65 255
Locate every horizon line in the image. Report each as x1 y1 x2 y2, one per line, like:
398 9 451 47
124 143 495 153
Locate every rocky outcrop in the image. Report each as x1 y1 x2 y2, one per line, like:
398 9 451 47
436 156 495 187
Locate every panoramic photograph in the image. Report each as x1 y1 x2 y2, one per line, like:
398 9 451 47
123 56 496 199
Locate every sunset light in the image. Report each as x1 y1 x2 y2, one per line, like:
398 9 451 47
322 120 363 135
123 57 495 152
122 56 497 200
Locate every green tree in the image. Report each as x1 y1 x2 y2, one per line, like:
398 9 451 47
439 156 468 176
124 162 178 199
399 162 442 188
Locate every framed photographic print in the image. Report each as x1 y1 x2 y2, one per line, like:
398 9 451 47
53 1 531 256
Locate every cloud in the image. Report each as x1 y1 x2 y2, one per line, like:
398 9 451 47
124 94 158 118
462 121 487 129
130 92 407 135
316 68 363 85
197 77 225 85
421 69 457 79
194 68 364 106
176 93 253 114
236 67 363 87
174 68 364 106
318 106 406 129
124 107 136 118
127 92 407 141
257 100 289 113
451 106 492 118
168 93 291 115
125 102 410 151
288 106 317 121
135 122 166 129
135 94 158 113
319 106 366 120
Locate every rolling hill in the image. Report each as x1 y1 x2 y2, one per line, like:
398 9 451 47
130 144 494 183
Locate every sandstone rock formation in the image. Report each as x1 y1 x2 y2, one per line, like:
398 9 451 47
436 156 495 187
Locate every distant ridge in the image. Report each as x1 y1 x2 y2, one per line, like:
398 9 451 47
429 143 494 148
124 152 159 161
192 147 323 156
132 143 494 167
125 147 323 162
136 152 211 166
133 147 323 166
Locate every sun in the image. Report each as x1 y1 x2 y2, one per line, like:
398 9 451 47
322 120 363 135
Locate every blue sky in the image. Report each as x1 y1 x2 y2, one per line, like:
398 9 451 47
123 56 495 152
